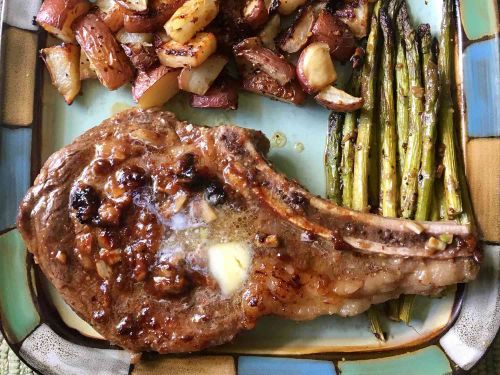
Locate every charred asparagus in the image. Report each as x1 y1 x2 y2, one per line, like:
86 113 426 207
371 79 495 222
415 24 440 220
398 3 424 219
353 0 381 212
379 7 398 217
326 112 344 204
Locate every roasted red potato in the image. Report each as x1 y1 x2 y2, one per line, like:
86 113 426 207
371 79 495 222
243 0 269 29
334 0 369 39
311 1 327 15
79 49 97 80
277 0 306 15
115 0 148 12
122 43 159 71
153 30 171 47
242 71 305 105
123 0 186 33
36 0 90 42
297 42 336 94
41 44 81 104
310 10 355 62
157 32 217 68
234 37 295 85
276 5 314 54
178 54 228 95
116 29 154 43
132 65 181 108
117 29 158 70
190 76 238 109
315 85 363 111
350 46 365 69
73 13 134 90
258 13 280 50
164 0 219 44
96 0 125 32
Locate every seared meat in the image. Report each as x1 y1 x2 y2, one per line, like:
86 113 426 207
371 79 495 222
18 108 480 353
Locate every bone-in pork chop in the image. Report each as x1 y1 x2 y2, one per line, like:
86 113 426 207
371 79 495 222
17 108 480 353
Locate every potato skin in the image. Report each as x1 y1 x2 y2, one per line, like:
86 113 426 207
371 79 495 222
190 76 239 109
123 0 186 32
115 0 148 12
296 42 336 94
73 13 134 90
242 0 269 29
276 5 314 54
234 37 295 85
122 43 159 71
242 71 305 105
132 65 178 99
96 0 126 32
314 85 363 111
332 0 369 39
310 10 355 62
36 0 91 42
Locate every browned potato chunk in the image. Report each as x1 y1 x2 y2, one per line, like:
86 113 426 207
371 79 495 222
277 0 306 16
164 0 219 44
334 0 369 39
243 0 269 29
310 10 355 62
96 0 125 32
258 13 280 50
36 0 90 42
157 32 217 68
234 37 295 85
276 5 314 54
190 76 238 109
73 13 134 90
123 0 186 32
79 49 97 80
41 44 81 104
122 43 159 71
132 65 180 108
296 42 336 94
242 71 305 105
153 30 171 47
315 85 363 111
116 0 148 12
178 54 228 95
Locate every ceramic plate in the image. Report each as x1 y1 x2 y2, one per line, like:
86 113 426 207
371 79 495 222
0 0 499 374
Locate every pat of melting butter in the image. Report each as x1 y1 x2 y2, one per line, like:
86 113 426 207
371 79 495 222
208 242 251 297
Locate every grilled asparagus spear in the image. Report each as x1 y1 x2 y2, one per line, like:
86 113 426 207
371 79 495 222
341 71 361 208
395 39 409 184
415 24 440 220
438 0 462 218
368 307 386 342
398 3 424 219
399 294 416 324
352 0 381 212
326 112 344 205
379 7 398 217
389 0 409 184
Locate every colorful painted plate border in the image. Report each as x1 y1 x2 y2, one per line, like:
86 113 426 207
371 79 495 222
0 0 498 374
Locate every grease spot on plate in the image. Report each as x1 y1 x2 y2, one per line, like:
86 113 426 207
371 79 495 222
271 132 287 148
294 142 304 153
